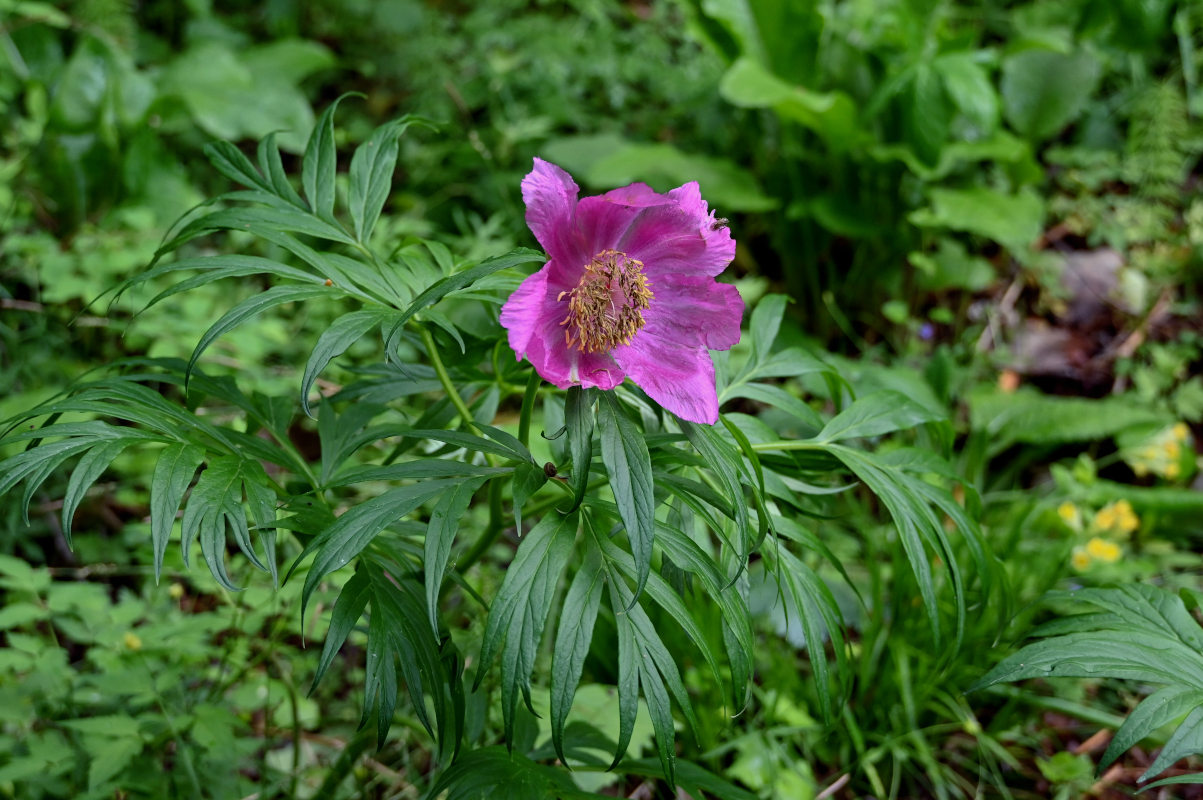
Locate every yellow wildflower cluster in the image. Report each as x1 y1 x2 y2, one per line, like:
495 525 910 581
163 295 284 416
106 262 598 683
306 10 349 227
1057 501 1081 529
1062 499 1137 571
1093 499 1139 537
1071 537 1123 571
1127 423 1193 481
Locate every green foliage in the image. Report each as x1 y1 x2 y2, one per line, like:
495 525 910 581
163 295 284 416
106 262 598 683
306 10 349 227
0 103 996 795
974 584 1203 783
4 0 1203 796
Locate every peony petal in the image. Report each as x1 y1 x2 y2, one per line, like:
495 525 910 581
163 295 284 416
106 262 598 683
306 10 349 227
499 266 550 359
617 203 733 279
658 181 737 277
523 159 586 269
502 271 625 391
573 195 649 255
613 329 720 425
601 182 674 208
643 276 743 351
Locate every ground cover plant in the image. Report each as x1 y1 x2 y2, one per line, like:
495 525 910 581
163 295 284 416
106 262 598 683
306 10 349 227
2 1 1203 798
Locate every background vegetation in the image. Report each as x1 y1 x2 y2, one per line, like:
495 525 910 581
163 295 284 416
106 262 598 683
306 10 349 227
2 0 1202 797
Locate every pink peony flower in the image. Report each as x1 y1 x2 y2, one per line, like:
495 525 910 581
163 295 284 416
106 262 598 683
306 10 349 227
500 159 743 425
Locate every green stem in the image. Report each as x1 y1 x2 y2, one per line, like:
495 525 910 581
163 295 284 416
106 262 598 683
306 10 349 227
517 369 541 449
750 439 827 452
420 324 481 436
457 480 506 575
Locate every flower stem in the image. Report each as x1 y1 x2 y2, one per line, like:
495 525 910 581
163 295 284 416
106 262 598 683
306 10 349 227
420 324 481 435
518 368 541 449
750 440 826 453
458 483 504 575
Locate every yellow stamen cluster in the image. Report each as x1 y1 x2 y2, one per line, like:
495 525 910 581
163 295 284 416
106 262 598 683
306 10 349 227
559 249 653 353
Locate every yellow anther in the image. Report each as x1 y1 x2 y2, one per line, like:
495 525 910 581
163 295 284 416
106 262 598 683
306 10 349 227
560 250 653 353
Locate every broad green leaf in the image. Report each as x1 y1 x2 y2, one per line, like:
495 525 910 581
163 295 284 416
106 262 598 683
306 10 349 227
722 383 824 432
311 567 371 690
565 387 595 510
719 58 859 148
302 94 355 224
1101 685 1203 774
1141 706 1203 781
615 757 759 800
85 734 142 790
903 63 951 166
829 445 955 644
817 390 943 442
348 115 435 242
150 443 205 582
681 421 751 559
1001 48 1101 140
330 461 509 488
425 746 586 800
424 477 487 634
297 478 464 613
598 392 656 603
910 187 1045 251
204 140 271 192
543 134 777 212
511 461 547 534
935 51 999 132
56 438 127 543
772 547 847 723
476 511 578 744
749 293 787 365
257 132 306 206
549 546 605 764
969 387 1172 451
301 309 398 417
607 576 700 786
131 256 318 313
974 632 1203 689
186 283 336 386
384 248 544 352
180 456 277 590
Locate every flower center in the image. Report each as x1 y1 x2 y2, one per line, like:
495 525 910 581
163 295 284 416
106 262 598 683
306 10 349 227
559 249 653 353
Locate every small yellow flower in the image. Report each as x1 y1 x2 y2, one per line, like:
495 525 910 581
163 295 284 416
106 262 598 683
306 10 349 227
1086 537 1121 564
1174 422 1190 442
1071 547 1092 571
1094 506 1117 530
123 631 143 651
1166 462 1181 479
169 583 185 599
1166 440 1181 459
1113 500 1139 535
1057 502 1080 527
